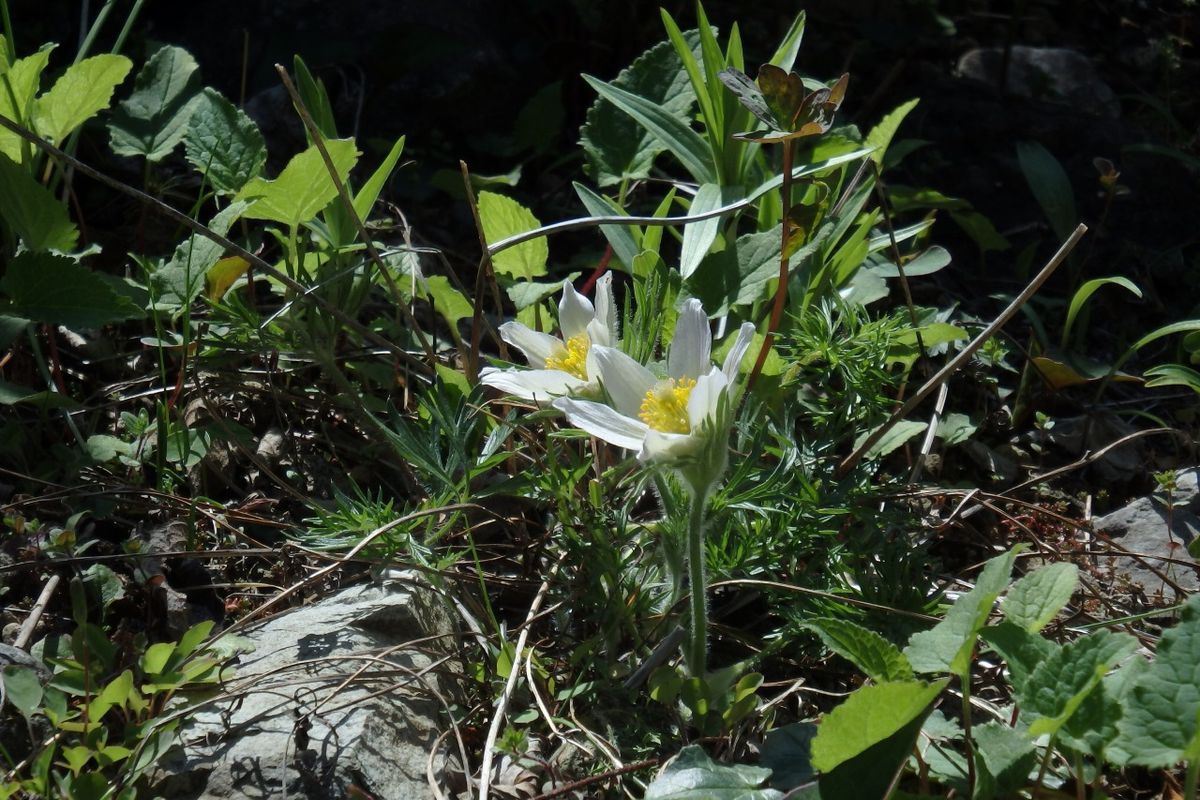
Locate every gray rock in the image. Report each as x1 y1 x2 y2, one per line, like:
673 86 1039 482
1094 468 1200 594
957 46 1119 118
151 576 459 800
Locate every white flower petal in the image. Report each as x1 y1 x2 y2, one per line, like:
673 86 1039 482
593 346 657 418
641 428 699 462
481 367 585 403
558 280 595 340
722 322 758 381
589 272 617 346
669 298 712 381
687 368 727 429
500 322 562 367
554 397 649 450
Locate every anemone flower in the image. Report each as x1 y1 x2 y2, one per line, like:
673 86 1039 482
553 299 755 471
480 274 616 403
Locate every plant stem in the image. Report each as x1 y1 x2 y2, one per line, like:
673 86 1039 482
746 138 795 393
960 670 977 797
684 483 709 677
1186 758 1198 800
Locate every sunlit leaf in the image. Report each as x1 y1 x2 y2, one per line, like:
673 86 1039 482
478 191 548 280
810 680 948 773
0 152 78 251
235 138 359 228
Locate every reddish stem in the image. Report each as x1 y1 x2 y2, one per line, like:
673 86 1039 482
746 139 795 392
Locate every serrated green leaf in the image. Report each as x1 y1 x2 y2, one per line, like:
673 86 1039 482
905 547 1021 675
973 721 1036 794
108 45 202 161
1062 655 1147 757
478 191 547 280
33 54 132 145
152 200 249 309
580 32 699 187
810 679 948 773
183 87 266 195
1021 629 1137 738
802 617 914 683
0 46 53 162
0 151 78 251
235 138 358 228
2 252 140 327
1115 595 1200 767
1017 140 1076 243
582 74 715 185
644 745 782 799
1003 561 1078 633
865 98 919 166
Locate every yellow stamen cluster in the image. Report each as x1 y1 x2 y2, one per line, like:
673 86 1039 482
639 378 696 434
545 334 590 380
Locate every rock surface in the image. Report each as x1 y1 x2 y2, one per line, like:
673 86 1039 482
151 576 458 799
956 46 1119 118
1094 468 1200 595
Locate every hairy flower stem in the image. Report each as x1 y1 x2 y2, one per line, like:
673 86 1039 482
684 479 710 677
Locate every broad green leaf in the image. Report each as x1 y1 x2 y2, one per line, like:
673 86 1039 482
89 669 133 720
854 419 927 460
802 617 914 683
1115 594 1200 767
905 547 1021 675
760 722 817 791
153 201 248 309
85 434 133 462
141 641 176 676
580 32 699 187
424 275 473 328
984 620 1060 693
934 412 976 445
183 87 267 195
108 45 202 161
176 620 216 660
1003 561 1078 633
682 228 780 316
865 98 919 166
353 135 405 220
582 74 715 185
82 563 124 609
644 744 782 800
1020 629 1137 738
809 679 948 773
1063 276 1141 347
680 183 738 279
972 721 1036 794
0 152 78 251
1062 655 1147 757
1 665 44 718
33 54 132 144
870 245 950 278
0 46 53 162
477 191 548 280
2 252 140 327
572 182 640 271
235 138 359 228
506 275 578 312
1017 140 1076 243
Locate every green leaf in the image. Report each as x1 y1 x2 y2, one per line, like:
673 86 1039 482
972 721 1036 794
1062 655 1147 757
0 46 53 162
572 182 641 272
644 745 782 799
905 547 1021 675
33 54 132 144
0 152 78 251
1115 594 1200 767
1003 561 1078 633
854 419 927 460
1017 140 1077 243
870 245 950 278
89 669 133 720
680 183 738 279
235 138 359 228
809 679 948 773
424 275 473 328
108 45 202 161
980 620 1058 691
582 74 715 185
1063 276 1141 347
152 200 249 309
760 722 817 791
2 252 140 327
682 228 779 316
140 642 176 676
865 98 919 166
477 191 548 280
2 665 44 718
580 32 700 187
82 563 124 609
506 275 578 312
1020 629 1137 738
175 620 215 659
353 135 405 221
183 87 267 195
950 210 1010 252
0 378 81 409
768 11 807 72
802 617 914 683
934 412 976 446
85 434 133 462
1145 363 1200 391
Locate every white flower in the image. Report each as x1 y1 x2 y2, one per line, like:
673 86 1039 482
553 299 755 465
480 274 617 403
